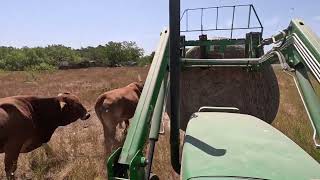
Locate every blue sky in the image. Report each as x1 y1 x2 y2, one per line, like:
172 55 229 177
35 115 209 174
0 0 319 54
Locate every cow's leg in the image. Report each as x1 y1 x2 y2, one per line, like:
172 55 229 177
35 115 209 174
0 138 6 153
102 122 116 156
4 138 24 180
0 109 9 153
98 112 111 154
100 112 120 155
20 136 43 153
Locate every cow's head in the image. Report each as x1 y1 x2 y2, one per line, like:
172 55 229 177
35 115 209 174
57 92 90 125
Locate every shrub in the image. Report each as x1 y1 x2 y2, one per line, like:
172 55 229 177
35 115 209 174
0 42 147 71
25 63 57 72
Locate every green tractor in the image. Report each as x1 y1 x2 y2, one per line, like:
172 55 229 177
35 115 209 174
107 1 320 179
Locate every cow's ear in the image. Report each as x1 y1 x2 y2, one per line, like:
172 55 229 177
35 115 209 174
60 101 67 109
137 74 142 82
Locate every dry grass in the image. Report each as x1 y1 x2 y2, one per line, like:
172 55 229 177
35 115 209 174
0 67 149 179
0 66 319 179
272 68 320 161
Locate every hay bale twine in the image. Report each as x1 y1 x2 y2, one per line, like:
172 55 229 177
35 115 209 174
177 46 279 130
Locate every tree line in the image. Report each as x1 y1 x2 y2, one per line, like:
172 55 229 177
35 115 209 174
0 41 154 71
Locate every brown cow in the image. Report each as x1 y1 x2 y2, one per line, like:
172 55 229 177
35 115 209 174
0 93 90 180
95 82 143 155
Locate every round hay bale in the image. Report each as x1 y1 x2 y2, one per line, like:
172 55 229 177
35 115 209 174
174 46 280 130
179 66 280 130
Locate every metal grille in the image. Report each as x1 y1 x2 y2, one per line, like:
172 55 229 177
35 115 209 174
180 4 263 39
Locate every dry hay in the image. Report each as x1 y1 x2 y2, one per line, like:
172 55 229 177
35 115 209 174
180 66 280 130
178 46 280 130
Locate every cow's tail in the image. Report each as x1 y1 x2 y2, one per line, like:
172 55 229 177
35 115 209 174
94 96 105 122
95 97 110 122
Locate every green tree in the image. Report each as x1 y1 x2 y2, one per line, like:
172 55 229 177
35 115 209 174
138 51 155 66
122 41 144 62
0 40 146 70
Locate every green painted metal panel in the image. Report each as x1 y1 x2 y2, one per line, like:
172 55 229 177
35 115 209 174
129 150 145 179
149 74 168 140
271 19 320 146
106 148 123 179
181 112 320 180
295 66 320 145
181 58 260 67
245 32 264 58
290 19 320 66
118 29 169 165
107 29 170 179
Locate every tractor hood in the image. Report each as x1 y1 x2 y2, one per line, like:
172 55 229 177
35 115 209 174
181 112 320 180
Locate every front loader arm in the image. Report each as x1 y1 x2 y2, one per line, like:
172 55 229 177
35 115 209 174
262 19 320 147
107 29 170 180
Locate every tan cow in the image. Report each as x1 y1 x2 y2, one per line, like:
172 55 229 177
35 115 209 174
95 82 144 155
0 93 90 180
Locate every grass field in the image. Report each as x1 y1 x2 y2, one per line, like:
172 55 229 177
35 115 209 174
0 66 319 179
